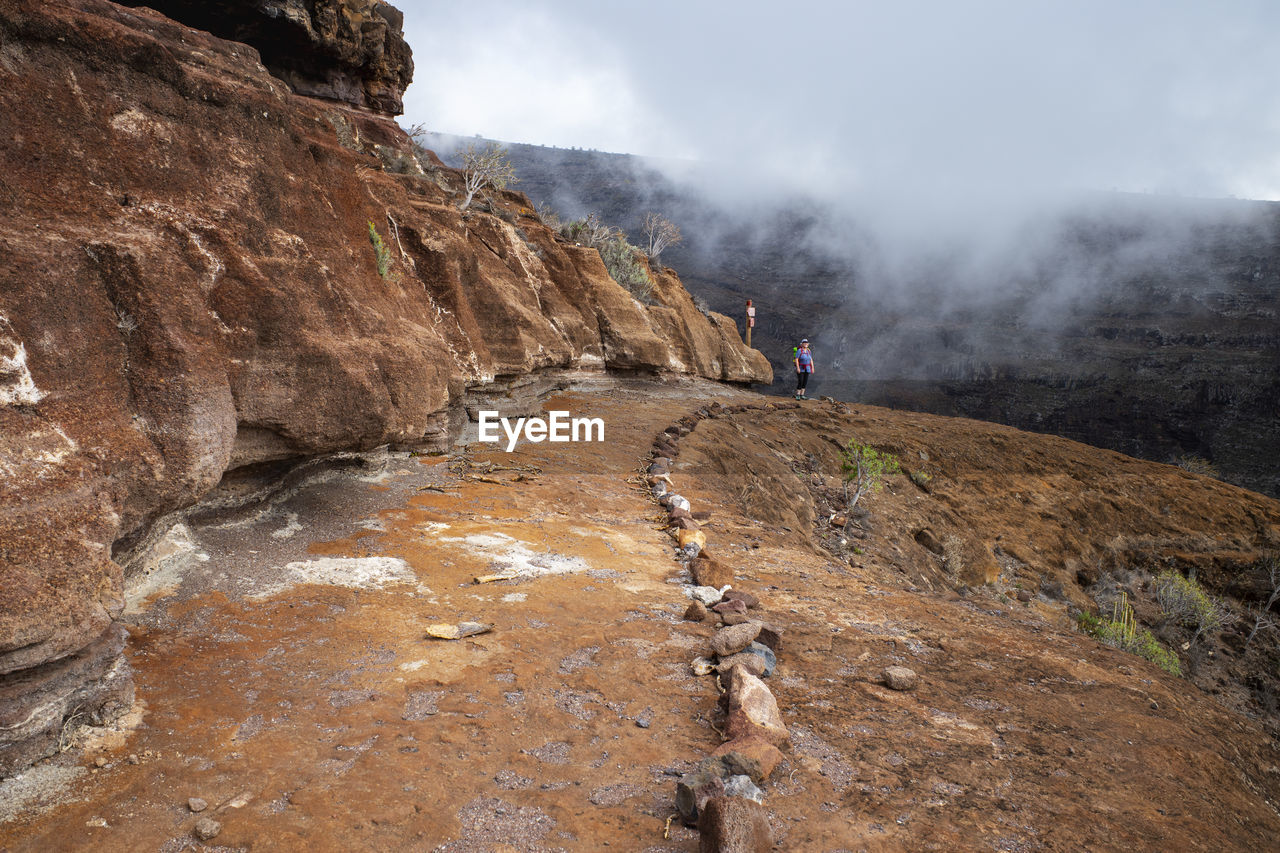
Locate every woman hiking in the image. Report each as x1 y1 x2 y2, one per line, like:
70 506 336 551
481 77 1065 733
794 338 814 399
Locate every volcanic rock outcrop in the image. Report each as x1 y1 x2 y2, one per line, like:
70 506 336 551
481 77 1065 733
0 0 769 775
117 0 414 114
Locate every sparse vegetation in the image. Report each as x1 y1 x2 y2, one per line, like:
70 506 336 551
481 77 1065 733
559 213 655 302
839 441 900 509
1176 454 1220 478
1245 555 1280 647
458 142 518 212
1155 571 1235 647
1077 592 1182 676
642 211 683 261
909 469 932 487
368 221 392 278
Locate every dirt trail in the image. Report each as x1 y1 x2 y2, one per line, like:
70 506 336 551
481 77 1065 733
0 377 757 852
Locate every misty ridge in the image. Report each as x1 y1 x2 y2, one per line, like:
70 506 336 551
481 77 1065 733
422 129 1277 374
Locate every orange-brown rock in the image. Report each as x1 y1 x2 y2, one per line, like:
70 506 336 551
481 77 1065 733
711 735 786 784
0 0 769 773
698 796 773 853
692 555 734 588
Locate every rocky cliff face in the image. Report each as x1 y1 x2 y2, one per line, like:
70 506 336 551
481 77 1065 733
0 0 769 775
116 0 414 114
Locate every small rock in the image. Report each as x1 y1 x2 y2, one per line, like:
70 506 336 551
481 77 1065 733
687 585 724 606
676 757 730 825
754 623 784 653
127 754 139 765
831 514 848 527
669 506 693 520
882 666 919 691
425 621 494 640
188 797 208 813
692 556 734 588
721 589 759 609
1016 589 1034 602
677 528 705 552
712 599 748 616
652 482 669 498
716 650 768 678
668 495 691 512
723 666 789 745
712 735 785 784
86 817 108 829
93 756 108 768
691 656 716 676
697 795 773 852
635 708 653 729
722 774 765 803
711 622 762 657
720 610 750 626
193 818 222 841
716 642 776 678
684 600 710 622
673 517 701 531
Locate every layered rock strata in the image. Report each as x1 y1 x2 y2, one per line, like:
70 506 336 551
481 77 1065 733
0 0 769 774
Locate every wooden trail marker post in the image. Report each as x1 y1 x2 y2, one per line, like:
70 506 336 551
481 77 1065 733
745 299 755 348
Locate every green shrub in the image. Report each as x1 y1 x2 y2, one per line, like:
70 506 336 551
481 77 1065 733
909 469 932 487
598 237 655 302
1077 592 1182 676
1155 571 1233 646
368 221 391 278
839 442 900 509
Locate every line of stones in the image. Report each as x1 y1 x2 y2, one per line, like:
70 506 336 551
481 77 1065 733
645 400 803 852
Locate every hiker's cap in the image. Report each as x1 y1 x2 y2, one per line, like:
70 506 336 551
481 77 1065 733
800 339 809 344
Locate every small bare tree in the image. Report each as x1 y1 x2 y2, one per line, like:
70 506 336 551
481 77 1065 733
1246 555 1280 647
458 142 517 211
642 212 683 260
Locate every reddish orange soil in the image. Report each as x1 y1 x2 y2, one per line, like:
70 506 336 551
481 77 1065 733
2 377 1278 852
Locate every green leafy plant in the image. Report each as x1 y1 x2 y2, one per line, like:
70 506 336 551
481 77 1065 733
368 221 391 278
839 441 901 509
909 469 932 487
1155 571 1235 647
1077 591 1182 676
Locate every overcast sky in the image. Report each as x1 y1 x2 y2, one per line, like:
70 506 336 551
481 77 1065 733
398 1 1280 202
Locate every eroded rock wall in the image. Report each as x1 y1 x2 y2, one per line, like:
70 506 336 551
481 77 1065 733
0 0 769 774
